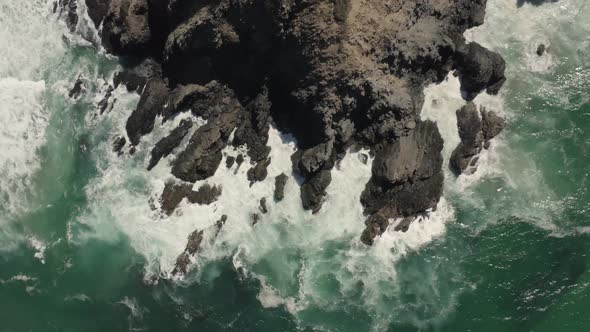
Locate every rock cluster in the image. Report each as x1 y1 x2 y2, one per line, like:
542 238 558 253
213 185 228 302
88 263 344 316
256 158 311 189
75 0 506 245
450 102 505 175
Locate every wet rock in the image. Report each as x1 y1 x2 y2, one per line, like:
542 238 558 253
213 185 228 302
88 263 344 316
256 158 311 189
126 77 169 146
114 58 161 93
129 146 136 155
251 213 261 226
301 170 332 214
259 198 268 214
536 44 546 56
274 173 288 202
148 119 193 170
225 156 235 169
112 135 126 155
58 0 78 32
247 157 271 185
450 102 484 174
114 71 147 92
358 153 368 165
360 213 389 246
481 107 506 145
85 0 109 28
232 90 272 163
455 42 506 101
450 104 505 174
393 217 414 232
186 184 222 205
102 0 152 55
68 76 85 99
97 85 114 114
172 229 204 275
171 88 241 183
214 215 227 237
159 181 192 215
360 121 444 244
292 142 335 177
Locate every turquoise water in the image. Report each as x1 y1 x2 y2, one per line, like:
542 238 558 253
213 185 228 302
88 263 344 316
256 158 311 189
1 0 590 331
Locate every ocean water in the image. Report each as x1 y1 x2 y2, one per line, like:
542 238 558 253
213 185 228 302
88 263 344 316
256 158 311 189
1 0 590 331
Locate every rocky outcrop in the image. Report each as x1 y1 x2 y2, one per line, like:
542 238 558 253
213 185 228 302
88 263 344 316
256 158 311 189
455 42 506 101
450 103 484 174
274 173 288 202
172 229 203 275
187 184 222 205
147 119 193 170
360 121 444 245
85 0 506 245
450 103 505 174
159 181 192 215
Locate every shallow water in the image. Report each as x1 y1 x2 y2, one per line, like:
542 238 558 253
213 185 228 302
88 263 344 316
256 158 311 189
1 0 590 331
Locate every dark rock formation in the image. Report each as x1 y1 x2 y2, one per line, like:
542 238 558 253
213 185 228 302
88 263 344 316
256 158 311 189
160 181 192 215
259 198 268 214
225 156 235 169
112 135 126 155
126 77 169 146
536 44 546 56
84 0 506 245
68 76 85 98
57 0 78 32
148 119 193 170
360 121 444 245
301 170 332 214
455 42 506 101
172 229 203 275
214 215 228 237
450 103 484 174
451 103 505 174
274 173 288 202
97 85 114 114
517 0 559 7
187 184 222 205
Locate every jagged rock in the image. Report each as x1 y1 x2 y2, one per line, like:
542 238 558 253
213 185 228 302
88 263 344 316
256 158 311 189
450 103 484 174
187 183 222 205
247 157 271 185
126 77 169 146
360 121 444 244
58 0 78 32
517 0 559 7
251 213 261 226
112 135 126 155
171 86 241 182
90 0 506 243
450 104 505 174
215 215 228 237
536 44 546 56
358 153 368 165
102 0 152 55
292 142 335 177
259 198 268 214
85 0 109 28
225 156 235 169
301 170 332 213
360 213 389 246
393 217 414 233
162 81 235 122
68 76 85 98
232 90 272 163
159 181 192 215
274 173 288 202
172 229 204 275
481 107 506 146
129 146 136 155
114 58 162 93
97 85 114 114
148 119 193 170
455 42 506 101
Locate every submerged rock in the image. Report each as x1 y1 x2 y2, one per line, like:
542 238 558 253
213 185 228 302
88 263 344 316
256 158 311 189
68 76 85 99
112 135 126 155
536 44 546 56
